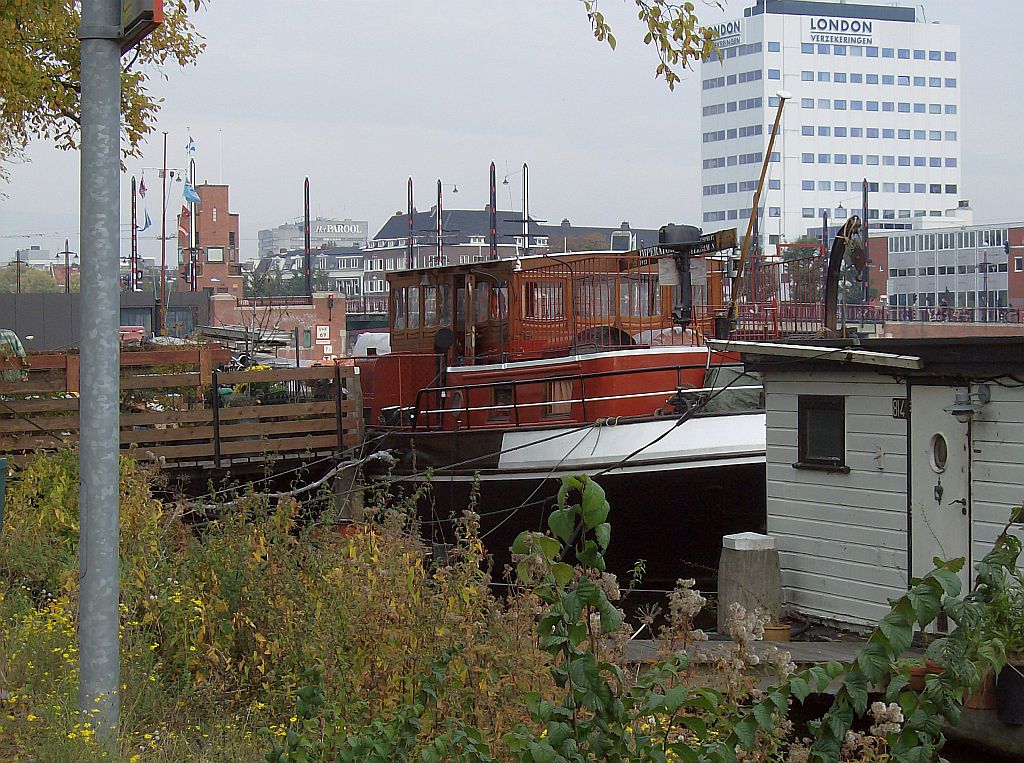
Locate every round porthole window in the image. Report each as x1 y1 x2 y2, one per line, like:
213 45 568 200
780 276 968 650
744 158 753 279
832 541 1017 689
930 433 948 473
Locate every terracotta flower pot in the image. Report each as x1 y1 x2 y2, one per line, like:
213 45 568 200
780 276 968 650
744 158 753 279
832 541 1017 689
908 659 943 692
965 669 997 710
763 624 791 642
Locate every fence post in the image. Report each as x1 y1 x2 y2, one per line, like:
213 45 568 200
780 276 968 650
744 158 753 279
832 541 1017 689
333 364 344 452
211 369 221 469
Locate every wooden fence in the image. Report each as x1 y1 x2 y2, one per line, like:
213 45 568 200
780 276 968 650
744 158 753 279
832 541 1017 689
0 348 362 469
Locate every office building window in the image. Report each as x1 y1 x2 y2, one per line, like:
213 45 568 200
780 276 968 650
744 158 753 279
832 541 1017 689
769 207 781 217
835 72 847 83
914 49 926 60
945 78 957 88
898 129 910 139
768 179 781 190
851 45 863 56
834 99 847 110
802 180 814 190
882 74 895 85
818 180 831 191
818 71 830 82
867 73 879 84
914 156 926 167
818 44 829 54
866 128 879 138
945 158 957 167
929 132 941 142
914 183 926 193
929 50 941 60
801 70 813 81
851 73 863 84
817 126 831 136
883 128 895 139
882 102 895 112
945 131 957 141
929 77 941 87
818 99 830 109
881 47 893 58
851 155 863 165
834 45 847 55
801 125 814 136
898 102 910 113
930 184 942 194
883 156 895 166
801 97 814 108
768 41 781 52
802 208 815 218
835 154 847 164
801 42 814 53
945 104 957 114
898 183 910 193
851 127 863 137
914 129 926 140
898 49 910 59
867 155 879 165
898 75 910 86
768 68 780 79
818 153 831 164
914 76 926 86
867 101 879 111
835 127 847 137
945 184 958 194
898 156 911 167
835 181 848 191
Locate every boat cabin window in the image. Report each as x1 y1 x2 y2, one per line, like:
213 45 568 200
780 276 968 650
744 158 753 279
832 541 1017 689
408 286 420 329
545 379 573 418
490 383 514 421
524 280 564 319
439 284 452 326
475 281 491 322
491 282 509 320
573 276 615 318
622 275 661 318
394 288 407 330
423 286 437 327
796 395 848 472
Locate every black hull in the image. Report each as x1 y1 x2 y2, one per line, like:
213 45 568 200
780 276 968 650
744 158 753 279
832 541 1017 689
366 426 766 592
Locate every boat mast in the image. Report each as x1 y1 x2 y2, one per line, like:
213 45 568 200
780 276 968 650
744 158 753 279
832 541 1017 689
727 90 790 329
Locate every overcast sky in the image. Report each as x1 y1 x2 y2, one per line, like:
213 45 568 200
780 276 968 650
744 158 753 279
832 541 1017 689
0 0 1021 264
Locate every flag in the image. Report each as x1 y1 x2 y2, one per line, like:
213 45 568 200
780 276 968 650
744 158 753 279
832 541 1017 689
139 209 152 232
183 182 201 204
139 176 147 198
186 135 196 156
177 205 190 238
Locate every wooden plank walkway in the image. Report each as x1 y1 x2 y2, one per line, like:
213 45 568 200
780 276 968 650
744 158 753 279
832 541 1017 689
624 638 923 666
0 349 363 469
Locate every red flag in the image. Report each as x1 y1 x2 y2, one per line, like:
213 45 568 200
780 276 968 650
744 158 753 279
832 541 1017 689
139 176 147 198
177 205 190 238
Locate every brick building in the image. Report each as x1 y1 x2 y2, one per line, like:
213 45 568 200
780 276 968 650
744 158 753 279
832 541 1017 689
176 184 245 297
208 293 347 365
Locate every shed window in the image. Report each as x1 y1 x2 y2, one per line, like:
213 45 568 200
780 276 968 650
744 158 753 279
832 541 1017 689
796 395 847 471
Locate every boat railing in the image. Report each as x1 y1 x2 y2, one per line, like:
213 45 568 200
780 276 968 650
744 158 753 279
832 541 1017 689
407 362 762 432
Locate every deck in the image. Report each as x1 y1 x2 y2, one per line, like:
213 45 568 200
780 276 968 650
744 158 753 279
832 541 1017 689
0 348 362 470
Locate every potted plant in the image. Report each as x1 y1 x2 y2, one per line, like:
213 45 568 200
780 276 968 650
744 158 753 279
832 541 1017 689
762 606 791 642
982 567 1024 724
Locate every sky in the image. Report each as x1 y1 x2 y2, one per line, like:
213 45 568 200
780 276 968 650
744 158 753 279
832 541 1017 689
1 0 1022 265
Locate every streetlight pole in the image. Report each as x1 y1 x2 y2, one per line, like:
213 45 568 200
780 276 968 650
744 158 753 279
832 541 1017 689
77 0 122 745
62 238 73 294
159 132 168 331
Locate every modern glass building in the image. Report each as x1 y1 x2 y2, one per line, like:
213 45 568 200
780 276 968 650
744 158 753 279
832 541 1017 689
700 0 961 245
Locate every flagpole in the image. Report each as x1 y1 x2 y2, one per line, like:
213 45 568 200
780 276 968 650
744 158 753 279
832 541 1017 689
131 175 138 292
159 131 168 332
189 157 197 292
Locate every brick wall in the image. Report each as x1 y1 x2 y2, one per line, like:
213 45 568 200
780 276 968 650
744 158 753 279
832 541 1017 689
209 293 348 363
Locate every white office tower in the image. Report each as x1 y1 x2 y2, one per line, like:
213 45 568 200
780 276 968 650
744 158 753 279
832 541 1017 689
700 0 961 245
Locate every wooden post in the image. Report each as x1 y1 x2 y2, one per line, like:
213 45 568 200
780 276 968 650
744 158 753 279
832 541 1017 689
333 363 344 453
211 369 222 469
66 354 81 394
198 347 214 403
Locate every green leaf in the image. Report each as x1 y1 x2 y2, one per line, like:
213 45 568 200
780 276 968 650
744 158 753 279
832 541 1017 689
581 478 610 529
908 586 941 627
790 675 811 703
528 740 557 763
511 531 531 555
595 522 611 551
929 567 963 598
598 602 622 633
844 671 870 714
533 534 561 561
855 643 891 683
879 612 914 655
664 685 688 712
733 715 757 749
577 540 605 571
753 701 774 730
548 507 575 544
550 561 574 586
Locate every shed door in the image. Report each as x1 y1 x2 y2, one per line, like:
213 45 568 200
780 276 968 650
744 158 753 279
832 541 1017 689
909 385 971 597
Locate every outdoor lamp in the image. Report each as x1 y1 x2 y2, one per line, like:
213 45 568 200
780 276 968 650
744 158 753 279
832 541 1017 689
944 384 991 423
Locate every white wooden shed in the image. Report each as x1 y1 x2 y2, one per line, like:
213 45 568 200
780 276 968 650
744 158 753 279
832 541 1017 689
719 337 1024 628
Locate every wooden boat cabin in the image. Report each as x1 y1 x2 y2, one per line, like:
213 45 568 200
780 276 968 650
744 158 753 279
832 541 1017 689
356 245 755 430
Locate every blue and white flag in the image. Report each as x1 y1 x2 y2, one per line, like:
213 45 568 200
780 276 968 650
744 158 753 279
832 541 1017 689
139 209 153 232
183 182 201 204
186 135 196 156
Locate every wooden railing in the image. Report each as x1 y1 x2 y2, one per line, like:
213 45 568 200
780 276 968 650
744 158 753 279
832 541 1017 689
0 348 362 469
